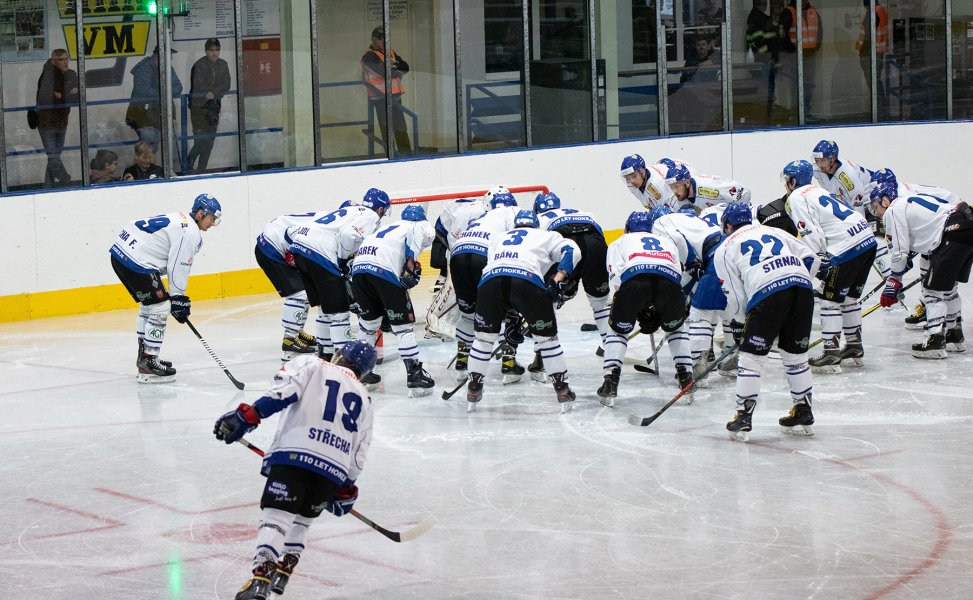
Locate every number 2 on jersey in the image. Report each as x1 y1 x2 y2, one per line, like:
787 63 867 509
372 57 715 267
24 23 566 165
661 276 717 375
322 380 362 432
740 234 783 265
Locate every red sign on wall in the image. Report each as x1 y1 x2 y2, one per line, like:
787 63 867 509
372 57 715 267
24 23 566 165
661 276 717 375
242 37 281 96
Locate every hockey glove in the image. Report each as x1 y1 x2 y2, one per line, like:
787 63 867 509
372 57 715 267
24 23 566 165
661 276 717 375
283 251 296 268
213 403 261 444
325 484 359 517
400 261 422 289
727 320 745 346
815 264 834 283
170 295 191 324
503 311 526 348
880 277 903 308
637 308 662 335
546 279 567 308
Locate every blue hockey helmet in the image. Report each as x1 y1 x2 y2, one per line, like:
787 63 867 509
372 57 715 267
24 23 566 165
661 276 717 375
646 204 673 231
678 204 698 216
656 157 677 170
624 210 654 233
870 167 898 190
489 191 517 209
334 339 378 377
782 160 814 187
362 188 391 213
513 209 539 228
665 164 692 185
721 202 753 229
868 179 899 211
401 204 427 222
620 154 646 177
191 193 222 225
533 192 561 213
811 140 839 160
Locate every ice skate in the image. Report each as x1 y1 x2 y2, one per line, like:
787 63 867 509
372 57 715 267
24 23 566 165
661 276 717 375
451 342 470 382
281 330 316 361
405 359 435 397
912 332 947 359
674 365 695 404
551 372 575 412
528 350 547 383
717 352 739 377
726 399 755 442
779 398 814 436
945 321 966 353
904 302 926 329
271 553 299 594
137 352 176 383
500 343 524 384
235 560 276 600
596 368 620 408
809 340 842 374
360 371 381 391
466 373 484 411
137 339 171 369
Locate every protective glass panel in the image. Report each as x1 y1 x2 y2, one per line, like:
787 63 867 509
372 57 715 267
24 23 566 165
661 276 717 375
885 0 947 120
729 0 795 128
667 0 725 134
951 0 973 118
601 0 660 140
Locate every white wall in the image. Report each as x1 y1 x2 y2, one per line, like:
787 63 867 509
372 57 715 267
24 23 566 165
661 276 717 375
3 120 970 297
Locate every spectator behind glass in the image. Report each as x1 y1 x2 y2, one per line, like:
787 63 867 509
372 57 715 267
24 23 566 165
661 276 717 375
90 149 120 184
122 141 164 181
680 33 722 84
125 46 183 149
36 48 79 187
188 37 231 174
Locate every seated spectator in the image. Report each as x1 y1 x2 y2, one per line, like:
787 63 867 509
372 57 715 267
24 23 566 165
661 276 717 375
122 141 164 181
90 149 120 184
680 33 722 85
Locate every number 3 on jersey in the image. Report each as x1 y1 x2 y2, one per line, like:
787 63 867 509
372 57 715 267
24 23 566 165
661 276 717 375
322 380 362 432
503 230 528 245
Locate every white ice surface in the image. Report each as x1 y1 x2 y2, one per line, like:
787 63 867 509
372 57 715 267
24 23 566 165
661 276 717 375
2 278 973 599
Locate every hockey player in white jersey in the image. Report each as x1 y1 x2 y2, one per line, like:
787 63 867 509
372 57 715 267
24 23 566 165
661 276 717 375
783 160 877 373
870 180 973 358
467 210 581 410
256 211 331 360
715 203 821 441
448 191 520 381
109 193 221 383
620 153 674 209
597 211 691 406
350 205 437 395
534 192 612 347
665 164 752 212
214 340 377 600
289 188 389 360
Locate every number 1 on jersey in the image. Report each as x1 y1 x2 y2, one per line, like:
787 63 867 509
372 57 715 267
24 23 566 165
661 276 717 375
322 380 362 432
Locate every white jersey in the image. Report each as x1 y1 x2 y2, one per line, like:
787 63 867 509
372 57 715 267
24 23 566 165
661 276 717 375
627 164 674 209
606 231 685 293
437 199 486 249
898 182 963 206
785 184 876 264
256 211 327 263
109 211 202 297
289 205 380 275
451 206 519 257
684 174 752 211
714 224 819 320
699 203 727 229
537 207 603 235
652 212 721 266
257 356 373 486
813 159 872 213
351 219 436 287
481 227 581 289
882 193 956 275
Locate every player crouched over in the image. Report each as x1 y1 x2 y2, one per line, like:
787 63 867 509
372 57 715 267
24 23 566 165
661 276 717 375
109 193 221 383
350 205 437 396
714 203 821 441
467 210 581 412
598 211 690 406
214 340 377 600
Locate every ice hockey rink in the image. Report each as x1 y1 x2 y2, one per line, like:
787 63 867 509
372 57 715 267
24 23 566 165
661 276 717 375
2 277 973 600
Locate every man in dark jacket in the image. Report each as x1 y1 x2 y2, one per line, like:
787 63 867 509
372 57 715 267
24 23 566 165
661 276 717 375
126 46 183 148
36 49 78 187
188 38 231 174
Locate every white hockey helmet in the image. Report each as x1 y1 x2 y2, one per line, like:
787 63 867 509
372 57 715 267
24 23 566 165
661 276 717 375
482 185 511 210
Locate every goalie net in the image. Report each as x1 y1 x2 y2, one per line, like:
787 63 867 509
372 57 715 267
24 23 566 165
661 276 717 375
383 185 549 338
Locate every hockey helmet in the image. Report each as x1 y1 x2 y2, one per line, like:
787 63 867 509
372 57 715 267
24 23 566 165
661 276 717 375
489 191 517 209
362 188 391 213
191 193 222 225
721 202 753 230
513 209 539 228
811 140 839 160
619 154 646 177
678 204 698 216
870 167 898 190
664 164 692 186
645 204 674 231
334 340 378 377
782 160 814 187
656 157 677 170
624 210 654 233
401 204 427 222
533 192 561 213
482 185 511 209
868 180 898 211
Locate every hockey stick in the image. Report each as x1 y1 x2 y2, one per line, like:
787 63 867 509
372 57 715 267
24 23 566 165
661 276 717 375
185 319 245 390
633 332 672 374
807 276 921 350
237 438 433 543
628 343 739 427
441 376 469 401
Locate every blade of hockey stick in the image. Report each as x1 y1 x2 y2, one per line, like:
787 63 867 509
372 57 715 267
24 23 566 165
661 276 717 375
185 319 245 390
628 343 739 427
580 323 598 332
632 332 670 375
442 376 468 400
237 439 432 542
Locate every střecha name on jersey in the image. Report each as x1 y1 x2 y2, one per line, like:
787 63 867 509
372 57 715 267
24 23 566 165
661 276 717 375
110 211 202 297
256 211 327 264
537 207 603 235
785 184 876 265
351 219 435 287
450 206 519 257
606 231 684 292
714 224 820 318
480 227 580 288
254 355 373 486
289 205 380 275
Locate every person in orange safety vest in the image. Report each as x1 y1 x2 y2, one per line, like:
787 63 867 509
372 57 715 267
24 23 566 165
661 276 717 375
361 26 412 155
856 0 889 117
